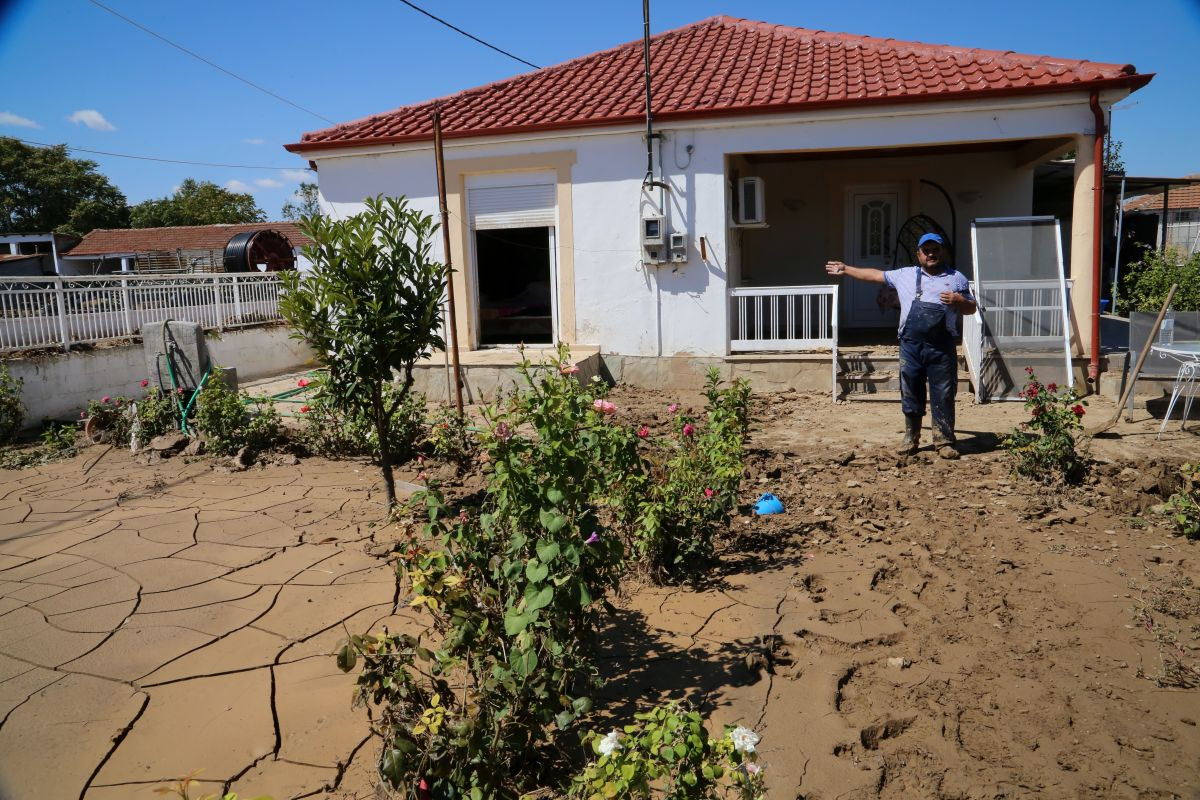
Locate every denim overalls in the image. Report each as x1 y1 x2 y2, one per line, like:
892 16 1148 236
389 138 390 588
899 268 958 443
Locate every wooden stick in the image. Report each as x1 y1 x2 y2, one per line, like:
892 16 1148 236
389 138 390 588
1091 283 1178 434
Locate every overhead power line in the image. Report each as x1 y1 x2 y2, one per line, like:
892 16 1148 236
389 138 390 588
86 0 336 124
394 0 540 70
15 138 313 171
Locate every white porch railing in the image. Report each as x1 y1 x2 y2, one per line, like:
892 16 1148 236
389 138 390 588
0 273 284 353
728 284 838 398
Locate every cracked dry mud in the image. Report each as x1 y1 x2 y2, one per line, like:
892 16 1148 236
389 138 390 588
1 388 1199 799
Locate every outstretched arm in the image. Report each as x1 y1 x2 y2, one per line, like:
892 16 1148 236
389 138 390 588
825 261 885 283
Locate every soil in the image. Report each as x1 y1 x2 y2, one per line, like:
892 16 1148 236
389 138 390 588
0 386 1198 799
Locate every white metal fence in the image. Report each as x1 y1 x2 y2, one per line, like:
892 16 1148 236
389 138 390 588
728 284 838 399
973 279 1073 341
0 273 284 352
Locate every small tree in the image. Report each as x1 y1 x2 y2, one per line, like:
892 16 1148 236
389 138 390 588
281 182 322 221
280 195 446 507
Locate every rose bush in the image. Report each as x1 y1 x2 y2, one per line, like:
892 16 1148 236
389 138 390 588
1002 368 1089 484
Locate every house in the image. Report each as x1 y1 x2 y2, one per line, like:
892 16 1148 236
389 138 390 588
285 16 1151 378
1122 177 1200 258
59 222 312 275
0 232 81 276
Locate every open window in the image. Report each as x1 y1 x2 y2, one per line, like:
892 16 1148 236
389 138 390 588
474 226 554 345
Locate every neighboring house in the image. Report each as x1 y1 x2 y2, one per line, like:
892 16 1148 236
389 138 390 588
59 222 313 275
0 232 82 276
285 16 1150 362
1122 179 1200 257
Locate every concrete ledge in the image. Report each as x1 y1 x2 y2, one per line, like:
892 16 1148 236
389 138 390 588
5 324 316 426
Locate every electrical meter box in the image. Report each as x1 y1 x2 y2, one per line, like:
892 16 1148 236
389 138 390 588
669 233 687 263
642 216 666 264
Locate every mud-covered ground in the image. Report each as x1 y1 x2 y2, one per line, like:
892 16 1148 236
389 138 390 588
0 386 1197 799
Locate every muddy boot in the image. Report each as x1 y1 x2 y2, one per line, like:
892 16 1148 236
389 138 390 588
933 430 959 460
899 414 921 455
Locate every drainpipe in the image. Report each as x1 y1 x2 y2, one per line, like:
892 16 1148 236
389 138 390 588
1088 90 1105 383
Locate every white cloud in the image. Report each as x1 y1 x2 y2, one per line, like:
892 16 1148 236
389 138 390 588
243 137 265 145
254 178 283 189
171 184 181 195
0 111 40 129
67 109 116 131
281 169 311 183
225 179 253 192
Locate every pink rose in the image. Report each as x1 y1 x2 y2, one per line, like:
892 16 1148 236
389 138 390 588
80 411 86 419
668 403 679 413
140 379 149 388
746 763 761 776
592 399 616 415
704 488 714 498
559 362 580 375
494 422 512 441
682 423 695 436
637 425 649 438
101 396 110 404
298 378 310 388
418 471 428 481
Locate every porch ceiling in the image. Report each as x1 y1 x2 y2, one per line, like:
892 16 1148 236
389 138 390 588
740 137 1074 164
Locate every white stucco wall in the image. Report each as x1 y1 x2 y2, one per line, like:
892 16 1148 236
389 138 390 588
8 325 316 426
306 92 1106 358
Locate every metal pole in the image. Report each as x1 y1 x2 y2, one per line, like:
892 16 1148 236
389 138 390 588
433 105 465 415
642 0 654 184
1159 183 1170 251
1111 177 1126 313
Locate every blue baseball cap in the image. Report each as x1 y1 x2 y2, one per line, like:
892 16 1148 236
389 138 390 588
918 233 945 247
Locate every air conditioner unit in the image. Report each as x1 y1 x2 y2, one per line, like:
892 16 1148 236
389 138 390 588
735 177 765 225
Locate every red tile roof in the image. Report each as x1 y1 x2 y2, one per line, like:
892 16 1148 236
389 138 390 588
1124 182 1200 212
288 16 1150 153
66 222 311 257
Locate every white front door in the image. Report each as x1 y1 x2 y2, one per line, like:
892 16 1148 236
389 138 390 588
844 186 904 328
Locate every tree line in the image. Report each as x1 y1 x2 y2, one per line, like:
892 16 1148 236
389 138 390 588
0 136 320 237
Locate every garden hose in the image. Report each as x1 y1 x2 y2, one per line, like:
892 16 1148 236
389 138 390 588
159 319 211 436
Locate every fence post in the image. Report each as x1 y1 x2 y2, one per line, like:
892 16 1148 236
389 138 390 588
53 277 71 352
212 274 223 330
120 276 134 338
231 275 243 325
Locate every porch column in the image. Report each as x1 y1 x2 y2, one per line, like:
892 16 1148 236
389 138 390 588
1068 133 1097 358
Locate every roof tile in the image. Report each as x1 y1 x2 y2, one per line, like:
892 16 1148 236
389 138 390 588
67 223 311 258
289 16 1148 152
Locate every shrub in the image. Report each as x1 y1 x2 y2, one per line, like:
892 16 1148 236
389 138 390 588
1116 245 1200 315
135 386 180 445
633 370 752 579
338 347 641 797
298 376 425 461
194 368 281 455
1160 463 1200 539
570 702 765 800
1002 368 1088 484
85 394 134 444
0 363 24 444
425 407 478 471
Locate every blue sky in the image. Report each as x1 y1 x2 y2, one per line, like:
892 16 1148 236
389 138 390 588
2 0 1198 218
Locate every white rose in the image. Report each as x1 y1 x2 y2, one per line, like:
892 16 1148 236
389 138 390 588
597 729 623 757
729 725 760 754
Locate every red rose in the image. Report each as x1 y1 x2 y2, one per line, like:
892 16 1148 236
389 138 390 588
299 405 311 413
1047 383 1057 393
1071 404 1085 417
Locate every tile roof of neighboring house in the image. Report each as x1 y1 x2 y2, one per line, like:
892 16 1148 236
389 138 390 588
66 222 312 257
0 254 43 263
1123 182 1200 212
288 16 1150 153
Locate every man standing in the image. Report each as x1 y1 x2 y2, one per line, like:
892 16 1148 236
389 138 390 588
825 233 976 458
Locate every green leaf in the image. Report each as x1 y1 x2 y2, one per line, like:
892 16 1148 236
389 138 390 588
555 709 575 729
572 695 593 715
539 507 568 533
513 646 538 676
525 559 549 583
547 487 565 504
536 540 561 563
526 585 554 611
336 644 357 673
504 610 536 636
578 580 592 606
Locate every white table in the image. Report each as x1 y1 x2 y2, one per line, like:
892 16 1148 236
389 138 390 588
1152 341 1200 437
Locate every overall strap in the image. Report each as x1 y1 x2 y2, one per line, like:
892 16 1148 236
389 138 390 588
915 266 923 299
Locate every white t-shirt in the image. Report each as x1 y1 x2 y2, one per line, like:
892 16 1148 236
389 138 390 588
883 266 973 336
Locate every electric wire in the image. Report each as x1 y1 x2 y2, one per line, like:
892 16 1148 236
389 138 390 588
393 0 540 70
86 0 336 124
14 138 313 171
